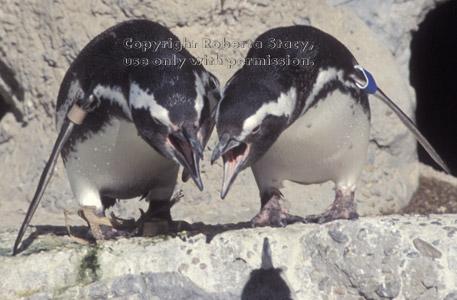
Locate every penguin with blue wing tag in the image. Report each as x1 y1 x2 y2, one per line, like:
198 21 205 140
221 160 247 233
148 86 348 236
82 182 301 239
211 25 448 227
13 20 220 255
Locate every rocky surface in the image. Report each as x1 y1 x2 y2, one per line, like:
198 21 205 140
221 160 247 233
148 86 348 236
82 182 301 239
2 214 457 299
326 0 448 79
405 164 457 214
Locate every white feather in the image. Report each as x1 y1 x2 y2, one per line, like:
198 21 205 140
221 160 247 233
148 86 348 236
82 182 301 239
301 67 354 116
93 84 132 120
239 87 297 140
129 81 173 127
193 71 206 121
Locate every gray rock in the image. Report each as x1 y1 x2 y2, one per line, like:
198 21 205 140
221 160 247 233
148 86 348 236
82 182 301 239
326 0 447 79
1 215 456 300
22 292 52 300
417 288 439 300
413 238 443 259
328 229 349 244
375 281 401 298
445 292 457 300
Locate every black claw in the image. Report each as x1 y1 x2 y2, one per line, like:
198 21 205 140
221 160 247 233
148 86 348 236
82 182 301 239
304 210 360 224
168 220 192 232
251 213 306 228
286 214 307 224
317 215 332 224
305 214 331 224
271 217 287 228
303 214 318 224
348 211 360 220
250 220 258 228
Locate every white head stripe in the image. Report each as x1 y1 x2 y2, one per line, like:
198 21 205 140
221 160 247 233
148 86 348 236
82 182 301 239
129 81 173 127
193 71 207 121
239 87 297 140
93 84 132 120
301 67 354 116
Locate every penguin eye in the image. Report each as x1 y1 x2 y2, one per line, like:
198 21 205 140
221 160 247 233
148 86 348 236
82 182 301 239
252 125 261 134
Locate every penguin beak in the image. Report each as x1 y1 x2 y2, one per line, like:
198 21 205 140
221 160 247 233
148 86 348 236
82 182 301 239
168 123 204 191
211 133 250 199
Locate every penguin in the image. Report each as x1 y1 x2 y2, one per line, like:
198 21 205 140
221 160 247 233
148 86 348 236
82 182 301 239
13 20 220 255
211 25 448 227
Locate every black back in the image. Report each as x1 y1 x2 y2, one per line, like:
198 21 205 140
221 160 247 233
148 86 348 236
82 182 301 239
218 25 369 137
56 20 208 160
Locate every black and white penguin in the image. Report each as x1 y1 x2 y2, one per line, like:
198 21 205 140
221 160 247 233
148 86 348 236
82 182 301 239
13 20 219 254
211 25 448 227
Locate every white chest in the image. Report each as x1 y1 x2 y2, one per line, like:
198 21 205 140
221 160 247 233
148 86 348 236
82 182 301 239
65 118 178 200
251 90 370 193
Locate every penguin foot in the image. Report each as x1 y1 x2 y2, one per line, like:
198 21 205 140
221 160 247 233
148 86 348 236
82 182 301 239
251 194 306 227
128 191 192 237
305 189 359 224
76 191 191 241
78 206 129 241
128 216 192 237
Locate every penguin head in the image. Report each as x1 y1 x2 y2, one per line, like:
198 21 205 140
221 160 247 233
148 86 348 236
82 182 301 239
211 71 296 198
130 67 219 191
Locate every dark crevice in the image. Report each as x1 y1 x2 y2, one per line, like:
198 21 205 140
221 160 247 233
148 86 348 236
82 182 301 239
0 60 24 102
370 138 393 155
0 95 9 121
0 59 24 123
410 0 457 175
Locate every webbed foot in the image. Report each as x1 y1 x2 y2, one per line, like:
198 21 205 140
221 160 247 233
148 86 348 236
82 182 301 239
77 206 129 241
251 193 306 227
305 188 358 224
128 191 192 237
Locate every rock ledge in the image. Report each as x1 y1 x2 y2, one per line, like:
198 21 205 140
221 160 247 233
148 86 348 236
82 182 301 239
2 214 457 300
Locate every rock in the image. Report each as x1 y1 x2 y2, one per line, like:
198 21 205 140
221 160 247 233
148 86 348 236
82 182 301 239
445 292 457 300
325 0 447 78
413 238 442 259
375 281 401 298
1 215 457 299
327 229 349 244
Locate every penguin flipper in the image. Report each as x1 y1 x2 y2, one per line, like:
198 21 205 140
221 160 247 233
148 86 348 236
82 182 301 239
13 119 76 255
13 97 98 255
374 88 450 173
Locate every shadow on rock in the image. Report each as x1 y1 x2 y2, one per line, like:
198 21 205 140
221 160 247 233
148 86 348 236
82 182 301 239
188 221 252 243
241 237 296 300
14 225 89 255
15 219 273 256
13 221 252 255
